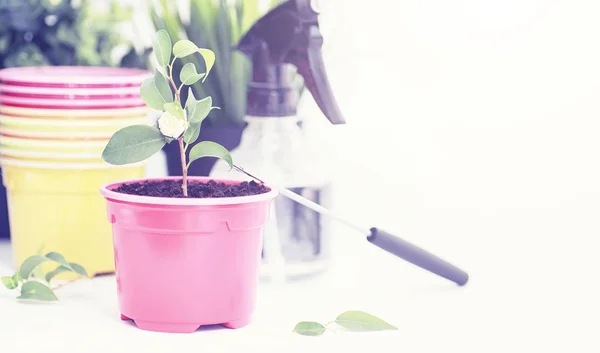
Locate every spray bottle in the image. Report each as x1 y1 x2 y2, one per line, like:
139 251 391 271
209 0 344 280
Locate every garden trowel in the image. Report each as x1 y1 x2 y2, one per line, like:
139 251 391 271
233 166 469 286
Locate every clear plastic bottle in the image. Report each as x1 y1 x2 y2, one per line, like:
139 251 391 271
210 114 335 280
210 0 345 280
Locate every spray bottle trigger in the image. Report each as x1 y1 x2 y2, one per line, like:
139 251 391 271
287 27 345 125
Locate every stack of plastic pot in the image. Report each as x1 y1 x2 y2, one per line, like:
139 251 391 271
0 66 152 278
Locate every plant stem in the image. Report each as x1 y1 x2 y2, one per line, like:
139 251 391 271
167 75 181 104
178 138 188 197
51 277 83 291
167 63 187 196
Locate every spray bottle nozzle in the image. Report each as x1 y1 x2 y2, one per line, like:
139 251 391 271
236 0 345 124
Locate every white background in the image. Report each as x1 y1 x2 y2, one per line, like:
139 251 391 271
294 0 600 349
2 0 600 351
313 0 600 265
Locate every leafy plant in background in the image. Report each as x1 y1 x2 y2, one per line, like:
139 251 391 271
149 0 303 127
102 30 236 196
293 310 398 336
2 251 88 301
0 0 150 69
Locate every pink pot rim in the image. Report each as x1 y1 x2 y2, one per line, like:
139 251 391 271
0 66 151 87
0 95 145 108
100 176 279 206
0 83 141 97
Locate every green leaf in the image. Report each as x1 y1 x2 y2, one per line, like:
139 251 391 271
102 125 167 165
197 48 215 81
188 141 233 169
292 321 326 336
152 29 172 68
334 311 397 332
2 276 17 290
32 266 45 282
183 90 202 144
140 77 166 111
164 101 185 121
183 123 201 145
172 40 215 81
188 96 213 125
155 71 174 103
45 266 71 283
69 263 88 277
18 255 49 279
17 281 58 301
172 40 199 58
185 87 197 110
44 252 72 270
180 63 205 85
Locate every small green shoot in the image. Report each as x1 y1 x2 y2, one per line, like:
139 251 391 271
2 252 89 302
293 310 398 336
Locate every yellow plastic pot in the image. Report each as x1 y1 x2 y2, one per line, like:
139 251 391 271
0 115 149 133
1 157 145 279
0 105 149 118
0 126 116 140
0 147 102 162
0 135 107 152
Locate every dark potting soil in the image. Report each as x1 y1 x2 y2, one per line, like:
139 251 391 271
113 179 269 198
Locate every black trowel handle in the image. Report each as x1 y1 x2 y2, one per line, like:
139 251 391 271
367 228 469 286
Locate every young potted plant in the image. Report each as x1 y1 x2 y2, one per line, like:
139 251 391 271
100 30 278 333
148 0 300 177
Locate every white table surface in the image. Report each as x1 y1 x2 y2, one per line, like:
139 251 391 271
1 185 598 353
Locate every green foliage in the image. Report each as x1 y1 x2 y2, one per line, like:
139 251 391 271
18 281 58 301
155 71 174 103
2 252 89 302
180 63 205 85
292 322 326 336
45 263 86 282
164 102 185 121
140 77 167 110
1 274 18 290
102 30 233 196
152 29 172 67
187 96 215 125
44 252 71 269
188 141 233 169
335 311 397 331
45 266 71 283
293 310 398 337
102 125 167 165
69 263 88 277
0 0 150 69
183 123 201 145
173 40 201 58
150 0 296 126
171 40 215 81
19 255 49 279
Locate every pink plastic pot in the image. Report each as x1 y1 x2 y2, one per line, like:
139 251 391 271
0 84 141 99
0 95 145 109
99 177 278 333
0 66 150 88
